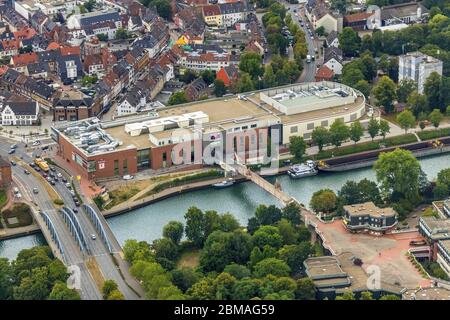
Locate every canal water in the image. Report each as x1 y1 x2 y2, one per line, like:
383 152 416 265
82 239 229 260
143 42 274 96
1 153 449 260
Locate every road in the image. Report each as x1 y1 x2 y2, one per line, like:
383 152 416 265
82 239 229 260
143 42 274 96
0 141 102 300
0 137 140 299
277 0 318 82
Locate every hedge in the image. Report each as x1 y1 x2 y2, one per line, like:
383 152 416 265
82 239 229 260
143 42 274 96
417 128 450 141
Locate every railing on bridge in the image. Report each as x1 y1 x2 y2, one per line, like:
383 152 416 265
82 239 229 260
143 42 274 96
40 211 66 263
60 207 90 254
82 204 113 253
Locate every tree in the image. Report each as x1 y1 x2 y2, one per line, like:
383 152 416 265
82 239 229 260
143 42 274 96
342 66 365 87
97 33 108 41
218 213 240 232
374 148 421 200
433 182 449 199
163 221 184 245
276 219 298 245
278 243 312 274
354 80 371 98
295 278 316 300
316 26 325 36
200 230 252 272
407 91 429 116
446 105 450 116
335 291 356 300
102 279 118 299
239 52 263 80
235 73 255 93
396 110 416 133
281 202 302 226
13 267 50 300
437 168 450 189
148 0 172 20
232 278 262 300
311 126 330 152
330 0 349 14
255 204 282 226
123 239 153 263
223 264 251 280
48 282 81 300
107 289 125 300
252 225 283 249
349 121 364 144
0 258 13 300
429 109 444 128
372 76 397 113
289 136 307 161
168 91 189 105
213 79 226 97
309 189 338 214
338 27 360 57
424 72 442 110
200 70 215 85
184 207 206 247
152 238 179 265
360 291 374 300
397 79 417 103
379 119 390 140
186 277 216 300
115 28 129 40
263 64 277 88
329 119 349 147
171 268 201 293
367 118 379 141
253 258 291 278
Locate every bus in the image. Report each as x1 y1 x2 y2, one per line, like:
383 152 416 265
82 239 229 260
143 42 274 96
34 158 49 172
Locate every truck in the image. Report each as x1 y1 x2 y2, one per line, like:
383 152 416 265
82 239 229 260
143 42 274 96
34 158 49 172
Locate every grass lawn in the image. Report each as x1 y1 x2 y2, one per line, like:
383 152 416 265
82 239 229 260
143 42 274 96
176 249 200 269
2 203 33 228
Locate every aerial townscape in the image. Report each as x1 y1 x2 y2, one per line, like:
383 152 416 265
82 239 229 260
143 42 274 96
0 0 450 306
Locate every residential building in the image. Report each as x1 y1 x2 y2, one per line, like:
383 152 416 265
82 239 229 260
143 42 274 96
56 54 83 83
52 90 93 121
399 52 443 93
315 65 334 81
323 46 343 75
172 44 234 72
0 99 39 125
326 30 339 48
437 240 450 278
216 64 238 87
305 0 342 33
342 202 398 232
380 2 429 26
67 9 122 30
185 77 208 101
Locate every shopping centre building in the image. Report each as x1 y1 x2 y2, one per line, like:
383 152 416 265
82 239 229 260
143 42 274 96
51 81 368 180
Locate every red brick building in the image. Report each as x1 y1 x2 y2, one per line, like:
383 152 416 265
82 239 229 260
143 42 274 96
0 157 12 188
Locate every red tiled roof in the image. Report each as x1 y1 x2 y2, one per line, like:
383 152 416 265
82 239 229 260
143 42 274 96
344 12 374 23
11 52 39 67
47 42 60 50
203 4 221 16
1 39 20 51
13 27 37 40
315 65 334 79
60 46 81 56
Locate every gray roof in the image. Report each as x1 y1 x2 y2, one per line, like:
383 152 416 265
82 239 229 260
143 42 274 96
79 10 120 27
6 101 37 115
326 30 338 45
324 46 343 64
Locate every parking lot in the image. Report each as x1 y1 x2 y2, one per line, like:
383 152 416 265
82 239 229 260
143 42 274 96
315 219 431 289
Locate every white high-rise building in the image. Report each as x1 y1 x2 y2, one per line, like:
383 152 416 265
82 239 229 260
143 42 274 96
399 52 443 94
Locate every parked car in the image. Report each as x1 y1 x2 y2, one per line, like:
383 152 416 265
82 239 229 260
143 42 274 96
10 161 16 166
50 180 56 186
32 140 41 146
62 177 68 183
24 169 30 175
72 208 78 213
10 144 17 149
8 149 15 154
66 183 72 188
123 175 134 180
57 172 62 178
33 188 39 194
